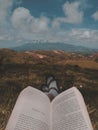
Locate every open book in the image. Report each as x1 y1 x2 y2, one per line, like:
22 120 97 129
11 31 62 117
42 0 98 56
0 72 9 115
5 86 93 130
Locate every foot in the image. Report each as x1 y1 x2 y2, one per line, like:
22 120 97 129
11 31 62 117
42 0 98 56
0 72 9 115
46 76 60 97
40 84 49 92
46 75 55 86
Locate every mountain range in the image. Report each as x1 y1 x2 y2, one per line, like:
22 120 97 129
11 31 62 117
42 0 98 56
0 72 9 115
11 42 98 53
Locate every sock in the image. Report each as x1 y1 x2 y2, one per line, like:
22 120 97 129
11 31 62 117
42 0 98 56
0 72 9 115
49 89 58 97
44 92 49 95
49 80 59 97
47 76 54 85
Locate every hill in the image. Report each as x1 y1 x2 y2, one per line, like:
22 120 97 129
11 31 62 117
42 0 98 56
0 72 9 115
0 49 98 130
11 42 97 54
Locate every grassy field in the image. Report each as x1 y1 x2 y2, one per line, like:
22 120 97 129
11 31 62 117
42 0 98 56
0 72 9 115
0 49 98 130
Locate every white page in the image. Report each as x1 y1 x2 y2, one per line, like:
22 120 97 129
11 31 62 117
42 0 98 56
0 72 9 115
51 87 93 130
5 86 50 130
75 88 93 130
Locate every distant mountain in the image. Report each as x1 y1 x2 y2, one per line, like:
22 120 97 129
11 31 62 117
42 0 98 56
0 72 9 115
11 42 97 53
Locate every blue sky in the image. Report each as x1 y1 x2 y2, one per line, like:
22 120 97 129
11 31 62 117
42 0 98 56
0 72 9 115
0 0 98 48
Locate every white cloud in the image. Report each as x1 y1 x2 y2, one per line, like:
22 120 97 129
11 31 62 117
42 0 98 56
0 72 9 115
52 1 83 28
62 2 83 24
0 1 84 44
2 5 98 49
0 0 98 49
11 7 34 32
11 7 50 33
92 11 98 20
31 16 50 32
70 29 98 43
0 0 13 25
71 29 91 39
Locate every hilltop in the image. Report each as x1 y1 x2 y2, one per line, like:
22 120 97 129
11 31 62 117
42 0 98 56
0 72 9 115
0 49 98 130
11 42 97 54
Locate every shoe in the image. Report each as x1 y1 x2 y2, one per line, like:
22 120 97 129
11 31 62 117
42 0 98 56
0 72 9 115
46 75 55 86
40 84 49 92
46 75 60 93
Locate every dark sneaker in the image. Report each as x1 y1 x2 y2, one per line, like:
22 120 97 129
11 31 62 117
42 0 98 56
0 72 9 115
40 84 49 92
46 75 55 86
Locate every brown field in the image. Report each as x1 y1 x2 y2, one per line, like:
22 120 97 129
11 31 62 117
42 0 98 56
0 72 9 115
0 49 98 130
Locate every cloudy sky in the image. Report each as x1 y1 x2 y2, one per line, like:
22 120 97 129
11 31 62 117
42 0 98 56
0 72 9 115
0 0 98 48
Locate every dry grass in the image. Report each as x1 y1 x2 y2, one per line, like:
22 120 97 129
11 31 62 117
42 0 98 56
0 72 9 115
65 60 98 69
0 49 98 130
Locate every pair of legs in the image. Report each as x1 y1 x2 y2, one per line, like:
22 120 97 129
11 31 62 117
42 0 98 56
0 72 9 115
41 76 60 101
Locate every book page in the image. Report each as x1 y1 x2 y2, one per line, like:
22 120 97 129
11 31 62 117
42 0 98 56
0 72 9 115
5 86 50 130
51 87 93 130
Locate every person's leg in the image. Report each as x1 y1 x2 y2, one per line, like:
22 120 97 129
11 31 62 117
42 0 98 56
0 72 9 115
40 84 55 101
48 80 59 101
40 84 49 95
47 94 55 101
41 75 60 101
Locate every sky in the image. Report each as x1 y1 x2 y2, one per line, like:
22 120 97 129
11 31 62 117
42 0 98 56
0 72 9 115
0 0 98 48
